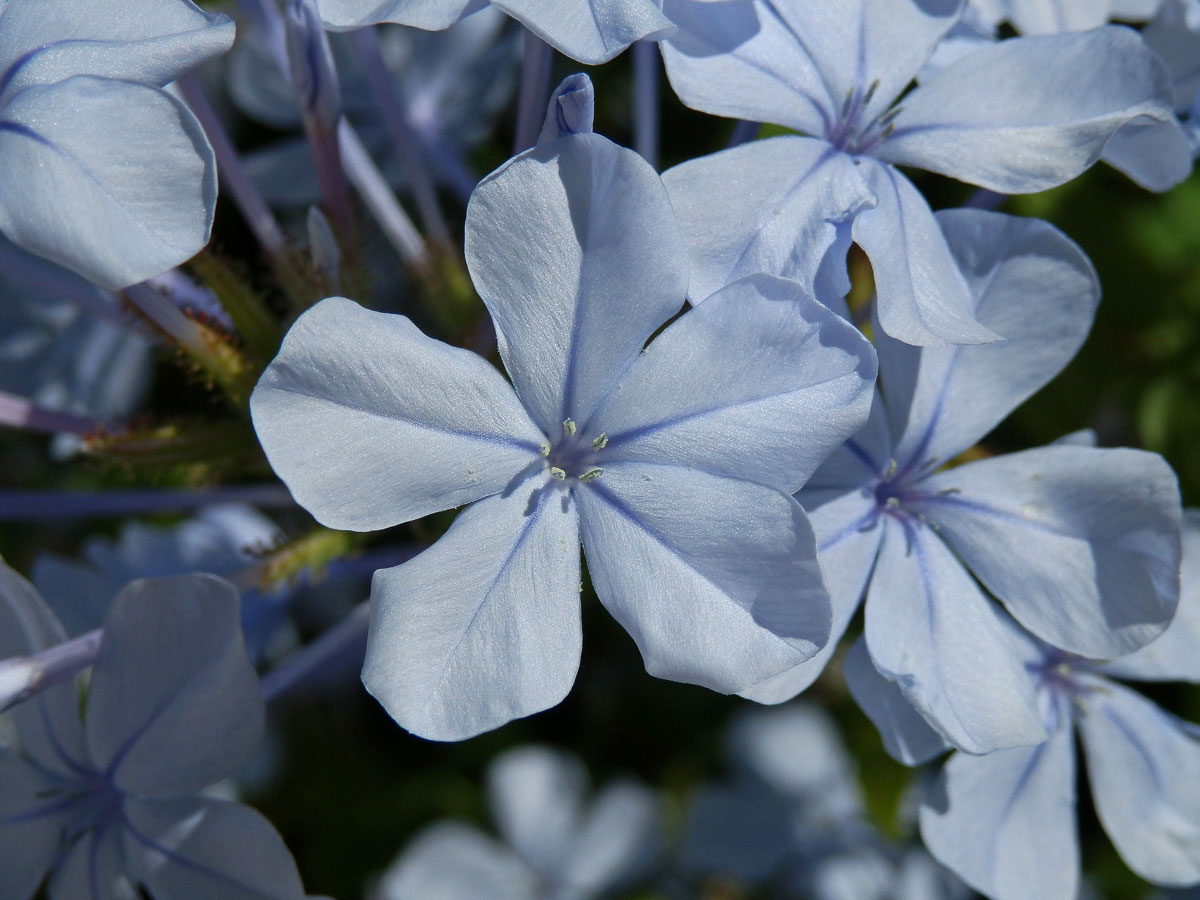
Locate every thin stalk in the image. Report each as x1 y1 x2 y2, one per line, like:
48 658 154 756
633 41 660 169
339 121 428 268
176 75 288 258
0 485 294 520
348 26 452 247
0 391 104 437
0 629 102 713
513 30 554 153
122 282 211 357
727 119 761 148
260 600 369 703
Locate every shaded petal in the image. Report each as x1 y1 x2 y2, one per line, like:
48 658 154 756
751 0 960 125
362 487 581 741
47 824 133 900
0 0 233 94
881 27 1176 192
560 780 660 894
661 137 873 304
678 781 794 883
0 748 67 900
123 796 306 900
251 297 542 532
659 0 835 134
1078 679 1200 885
864 520 1047 753
0 558 86 776
488 746 584 874
1007 0 1112 33
595 274 876 493
843 637 951 766
919 717 1078 900
801 390 893 495
879 209 1098 467
1101 116 1195 192
577 462 829 693
0 76 216 289
851 160 998 346
374 822 534 900
85 575 262 797
316 0 477 30
465 132 688 434
497 0 673 64
920 445 1182 658
739 493 882 704
1100 509 1200 683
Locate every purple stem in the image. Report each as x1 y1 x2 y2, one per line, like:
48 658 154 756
513 30 554 153
633 41 660 169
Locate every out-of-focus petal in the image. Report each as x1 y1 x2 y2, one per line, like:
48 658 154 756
497 0 674 65
488 746 585 874
374 822 534 900
316 0 478 30
85 575 262 797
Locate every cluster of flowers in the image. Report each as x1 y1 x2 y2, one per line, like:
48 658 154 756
1 0 1199 898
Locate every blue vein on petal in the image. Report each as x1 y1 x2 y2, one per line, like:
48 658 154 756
0 40 106 98
429 487 556 699
124 811 290 894
759 1 835 132
1100 700 1166 795
267 379 543 454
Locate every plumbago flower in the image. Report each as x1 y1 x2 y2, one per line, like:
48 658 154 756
680 703 967 900
0 562 310 900
658 0 1175 344
375 745 659 900
32 504 288 662
968 0 1164 34
0 0 234 289
250 75 877 740
313 0 673 65
862 510 1200 900
739 208 1182 756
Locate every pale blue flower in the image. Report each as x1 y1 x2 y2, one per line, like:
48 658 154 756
314 0 673 65
32 504 288 662
659 0 1175 343
0 0 234 288
968 0 1164 34
680 704 967 900
741 208 1182 756
0 562 310 900
250 76 877 740
375 745 659 900
914 510 1200 900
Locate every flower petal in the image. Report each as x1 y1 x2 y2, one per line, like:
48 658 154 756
0 748 67 900
577 461 829 693
47 823 132 900
843 637 951 766
880 26 1176 192
739 492 883 704
123 796 307 900
878 208 1098 467
251 297 542 532
660 137 873 304
561 780 660 893
851 160 999 346
496 0 674 64
863 520 1047 754
1101 116 1195 193
488 746 584 874
85 575 262 797
362 487 581 741
658 0 834 134
919 716 1078 900
465 132 688 435
1100 509 1200 683
595 274 876 493
0 76 216 289
0 0 233 94
1078 680 1200 885
375 822 534 900
920 445 1182 658
315 0 477 30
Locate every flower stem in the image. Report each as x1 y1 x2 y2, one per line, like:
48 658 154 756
633 41 660 169
513 30 554 153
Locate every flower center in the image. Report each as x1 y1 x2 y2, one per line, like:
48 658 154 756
826 78 904 156
541 419 605 484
